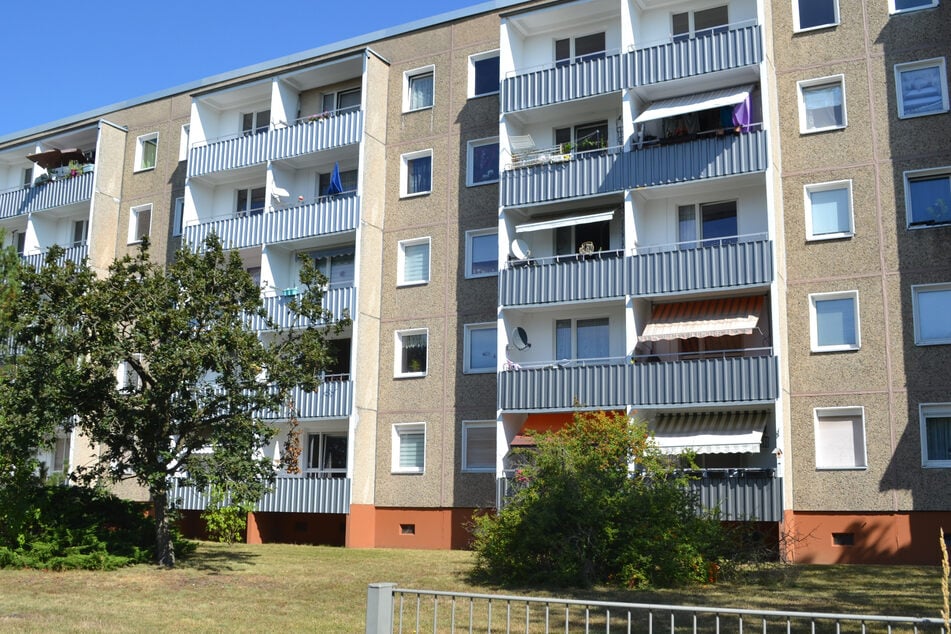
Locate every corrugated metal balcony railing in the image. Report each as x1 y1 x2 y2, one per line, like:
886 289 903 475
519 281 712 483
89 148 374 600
184 193 360 252
247 287 354 330
502 24 762 113
21 243 89 271
499 237 773 306
187 110 364 178
0 172 93 219
170 475 351 514
261 380 354 420
501 129 767 207
498 354 778 411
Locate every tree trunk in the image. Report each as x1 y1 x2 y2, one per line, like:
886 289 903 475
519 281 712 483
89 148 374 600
152 489 175 568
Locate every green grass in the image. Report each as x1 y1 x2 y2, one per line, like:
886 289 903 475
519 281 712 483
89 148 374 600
0 542 942 633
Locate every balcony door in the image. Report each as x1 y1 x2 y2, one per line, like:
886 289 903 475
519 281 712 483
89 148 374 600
555 317 609 361
306 432 347 478
678 200 737 248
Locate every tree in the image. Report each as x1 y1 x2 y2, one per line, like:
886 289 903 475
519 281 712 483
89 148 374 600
1 237 341 567
471 410 730 588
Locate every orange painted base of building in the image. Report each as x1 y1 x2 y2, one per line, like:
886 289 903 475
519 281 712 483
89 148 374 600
783 510 951 564
347 505 477 550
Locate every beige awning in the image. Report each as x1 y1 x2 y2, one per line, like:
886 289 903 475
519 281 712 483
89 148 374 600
640 296 763 342
634 85 752 124
515 210 615 234
651 411 768 455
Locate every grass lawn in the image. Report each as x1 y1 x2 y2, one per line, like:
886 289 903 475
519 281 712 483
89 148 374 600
0 542 943 633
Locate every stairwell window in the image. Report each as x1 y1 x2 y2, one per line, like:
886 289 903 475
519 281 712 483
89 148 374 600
798 76 846 133
404 66 435 112
814 407 867 469
809 290 860 352
793 0 839 32
805 181 853 240
467 138 499 186
921 403 951 467
469 51 500 97
128 204 152 244
904 167 951 227
463 421 496 472
392 423 426 474
134 133 158 172
464 323 497 374
895 58 949 119
912 283 951 345
401 150 432 197
172 197 184 237
397 238 430 286
465 228 498 278
395 329 428 378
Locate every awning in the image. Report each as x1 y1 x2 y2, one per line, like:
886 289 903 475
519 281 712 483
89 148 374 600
641 296 763 342
515 210 614 234
634 85 753 124
651 411 768 454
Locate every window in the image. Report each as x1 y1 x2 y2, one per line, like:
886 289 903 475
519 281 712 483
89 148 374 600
22 167 32 188
117 358 143 392
465 229 498 278
673 6 729 41
313 250 355 288
72 219 88 247
904 168 951 227
805 181 853 240
464 323 497 374
134 133 158 172
469 51 500 97
241 109 270 135
678 200 738 247
318 168 358 196
397 238 430 286
41 434 72 475
912 283 951 345
404 67 434 111
921 403 951 467
555 121 609 153
14 231 25 256
128 204 152 244
400 150 432 197
895 58 949 119
555 32 606 67
814 407 867 469
236 186 266 216
306 433 347 478
172 197 184 237
392 423 425 473
809 290 860 352
395 329 428 377
890 0 938 14
463 422 496 472
178 124 190 162
793 0 839 31
467 138 499 186
555 317 610 360
322 87 361 113
798 76 846 133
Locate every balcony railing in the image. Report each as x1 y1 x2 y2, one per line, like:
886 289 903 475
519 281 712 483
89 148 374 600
499 235 773 306
501 23 762 113
496 469 781 522
21 243 89 271
498 352 778 411
247 286 354 330
261 380 354 420
187 109 364 178
184 193 360 252
501 129 767 207
169 475 350 514
0 171 93 219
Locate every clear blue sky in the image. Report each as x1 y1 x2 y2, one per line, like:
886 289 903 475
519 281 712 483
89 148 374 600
0 0 487 138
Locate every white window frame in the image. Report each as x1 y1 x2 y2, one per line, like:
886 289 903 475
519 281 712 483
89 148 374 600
392 422 426 474
394 328 429 378
895 58 949 119
468 50 500 98
920 403 951 467
903 166 951 228
792 0 840 32
403 66 435 112
814 406 867 470
889 0 939 14
134 132 159 172
912 283 951 345
178 124 190 162
463 421 497 473
809 290 860 352
464 323 498 374
172 196 184 237
798 75 847 134
467 137 500 187
397 237 431 286
400 149 433 198
128 203 152 244
804 180 854 241
465 228 498 279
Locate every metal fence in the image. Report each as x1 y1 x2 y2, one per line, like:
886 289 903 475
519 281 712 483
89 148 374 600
366 583 946 634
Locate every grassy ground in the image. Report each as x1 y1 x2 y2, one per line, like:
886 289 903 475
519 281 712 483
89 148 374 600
0 542 943 633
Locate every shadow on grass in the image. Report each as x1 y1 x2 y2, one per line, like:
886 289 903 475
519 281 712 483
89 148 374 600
176 543 261 573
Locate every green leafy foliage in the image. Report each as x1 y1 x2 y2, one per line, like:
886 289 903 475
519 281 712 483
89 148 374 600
201 484 253 544
471 410 730 588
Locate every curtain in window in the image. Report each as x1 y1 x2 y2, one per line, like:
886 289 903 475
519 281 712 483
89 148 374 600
804 85 843 128
403 243 429 282
810 188 850 235
465 426 495 469
399 431 425 469
409 74 434 110
816 298 856 346
409 157 431 194
142 139 157 169
900 66 943 116
908 176 951 224
401 333 427 373
927 416 951 462
576 318 610 360
469 327 497 371
555 319 571 360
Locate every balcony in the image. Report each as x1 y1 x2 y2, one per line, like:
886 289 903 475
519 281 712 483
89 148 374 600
498 351 778 411
501 129 767 208
248 287 354 330
502 24 762 113
0 172 93 219
187 109 364 179
21 243 89 271
170 475 350 514
184 211 265 251
499 235 773 306
261 380 354 420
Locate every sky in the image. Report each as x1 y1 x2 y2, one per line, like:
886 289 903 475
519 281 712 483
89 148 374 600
0 0 489 138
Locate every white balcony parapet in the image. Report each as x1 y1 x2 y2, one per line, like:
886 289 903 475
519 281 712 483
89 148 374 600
0 171 94 219
247 286 354 331
261 380 354 420
21 243 89 271
169 474 350 514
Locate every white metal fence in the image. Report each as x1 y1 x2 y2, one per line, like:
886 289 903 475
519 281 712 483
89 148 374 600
366 583 946 633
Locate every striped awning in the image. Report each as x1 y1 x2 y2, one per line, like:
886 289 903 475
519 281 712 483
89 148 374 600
651 411 768 454
641 296 763 342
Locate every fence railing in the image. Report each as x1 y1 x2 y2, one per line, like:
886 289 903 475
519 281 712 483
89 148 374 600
366 584 945 633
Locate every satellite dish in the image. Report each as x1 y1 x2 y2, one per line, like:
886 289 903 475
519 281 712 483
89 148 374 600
511 238 531 260
511 326 531 350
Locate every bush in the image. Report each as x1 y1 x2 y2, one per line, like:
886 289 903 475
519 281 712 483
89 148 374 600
471 411 731 589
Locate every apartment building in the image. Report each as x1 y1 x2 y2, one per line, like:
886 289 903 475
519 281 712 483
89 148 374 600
0 0 946 562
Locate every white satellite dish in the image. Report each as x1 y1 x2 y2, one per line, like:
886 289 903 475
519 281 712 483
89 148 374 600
511 238 531 261
511 326 531 350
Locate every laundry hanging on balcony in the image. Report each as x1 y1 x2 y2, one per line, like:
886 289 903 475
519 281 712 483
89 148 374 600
325 162 344 196
633 85 753 125
641 295 763 342
650 410 768 454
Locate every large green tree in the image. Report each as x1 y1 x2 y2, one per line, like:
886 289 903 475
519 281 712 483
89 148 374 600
1 237 339 567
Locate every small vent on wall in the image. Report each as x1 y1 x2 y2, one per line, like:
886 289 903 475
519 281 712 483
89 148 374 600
832 532 855 546
400 524 416 535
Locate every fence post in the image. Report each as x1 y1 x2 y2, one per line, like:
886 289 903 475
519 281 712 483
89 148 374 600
366 582 396 634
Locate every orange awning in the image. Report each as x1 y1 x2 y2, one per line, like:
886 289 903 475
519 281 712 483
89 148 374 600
641 296 763 342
